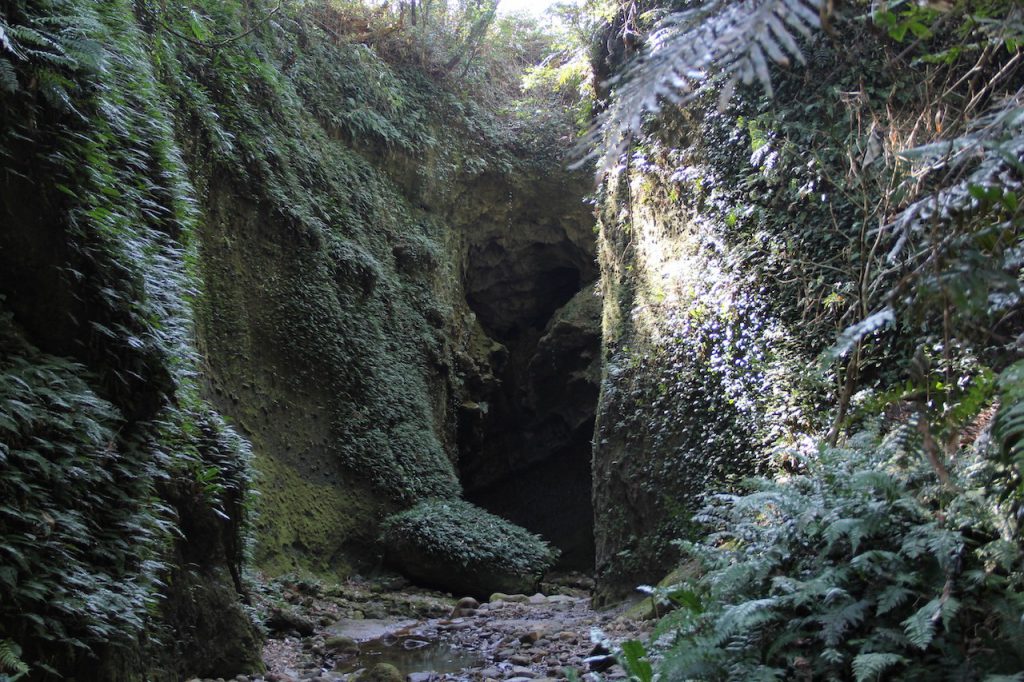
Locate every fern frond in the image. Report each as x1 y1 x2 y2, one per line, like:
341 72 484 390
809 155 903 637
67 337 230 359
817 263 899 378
0 57 17 93
714 597 779 641
852 652 907 682
824 517 869 553
820 599 870 648
876 585 915 616
584 0 827 172
902 598 940 649
822 307 895 365
0 639 29 675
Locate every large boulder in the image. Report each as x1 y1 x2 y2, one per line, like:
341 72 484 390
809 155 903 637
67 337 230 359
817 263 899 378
381 499 558 599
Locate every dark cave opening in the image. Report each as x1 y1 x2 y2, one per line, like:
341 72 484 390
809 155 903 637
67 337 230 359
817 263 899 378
459 236 600 570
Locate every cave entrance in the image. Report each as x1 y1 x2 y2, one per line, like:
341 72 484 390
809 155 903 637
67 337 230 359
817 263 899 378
458 228 600 571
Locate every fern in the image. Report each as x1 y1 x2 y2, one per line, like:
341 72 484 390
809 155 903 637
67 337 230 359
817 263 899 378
0 58 16 93
0 640 28 677
993 359 1024 504
852 652 906 682
901 598 940 649
821 308 895 365
585 0 827 171
875 585 914 616
643 428 1024 680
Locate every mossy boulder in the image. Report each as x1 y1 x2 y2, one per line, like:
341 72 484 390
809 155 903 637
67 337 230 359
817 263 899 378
356 663 403 682
381 499 558 599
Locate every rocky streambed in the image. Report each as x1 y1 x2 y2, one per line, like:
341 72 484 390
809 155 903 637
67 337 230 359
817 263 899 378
188 575 651 682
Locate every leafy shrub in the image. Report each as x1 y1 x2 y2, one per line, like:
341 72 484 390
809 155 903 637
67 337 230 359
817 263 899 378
650 427 1024 681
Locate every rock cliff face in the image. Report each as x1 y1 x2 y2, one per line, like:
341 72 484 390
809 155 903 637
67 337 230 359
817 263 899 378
0 0 598 676
588 33 890 601
180 15 600 573
0 0 262 674
591 157 799 602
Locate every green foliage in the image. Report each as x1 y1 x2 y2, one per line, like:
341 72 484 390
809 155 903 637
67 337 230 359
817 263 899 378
0 639 29 680
648 429 1024 680
585 0 827 170
380 499 559 576
0 0 258 673
0 315 170 670
617 640 654 682
594 0 1022 596
992 359 1024 507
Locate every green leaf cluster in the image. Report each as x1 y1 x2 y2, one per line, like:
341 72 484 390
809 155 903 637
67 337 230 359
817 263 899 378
649 427 1024 680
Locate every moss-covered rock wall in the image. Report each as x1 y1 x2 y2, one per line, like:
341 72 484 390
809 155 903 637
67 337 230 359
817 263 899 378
155 6 597 574
0 0 261 676
0 0 595 676
592 150 809 601
590 29 913 601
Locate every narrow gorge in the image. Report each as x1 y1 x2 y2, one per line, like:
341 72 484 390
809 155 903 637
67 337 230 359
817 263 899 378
3 0 1024 680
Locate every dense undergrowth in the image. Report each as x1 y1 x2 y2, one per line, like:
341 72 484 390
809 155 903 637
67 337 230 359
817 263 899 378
590 0 1024 678
0 0 262 675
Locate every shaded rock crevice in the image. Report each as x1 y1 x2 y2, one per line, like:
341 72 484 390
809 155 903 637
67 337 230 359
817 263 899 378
454 174 601 570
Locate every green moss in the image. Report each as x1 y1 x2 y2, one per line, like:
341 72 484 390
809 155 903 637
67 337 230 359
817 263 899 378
381 499 558 597
0 0 261 672
151 0 576 577
252 452 376 576
382 499 558 574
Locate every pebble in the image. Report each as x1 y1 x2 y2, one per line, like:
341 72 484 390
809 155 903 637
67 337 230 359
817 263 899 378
518 630 543 644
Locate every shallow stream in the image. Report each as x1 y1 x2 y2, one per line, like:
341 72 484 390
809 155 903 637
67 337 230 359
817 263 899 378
331 635 484 677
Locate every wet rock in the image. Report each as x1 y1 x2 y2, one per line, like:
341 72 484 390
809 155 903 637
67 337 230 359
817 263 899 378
355 663 403 682
490 593 529 603
450 603 478 618
327 618 418 642
518 630 544 644
481 667 503 679
406 673 435 682
324 635 359 655
267 608 317 637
